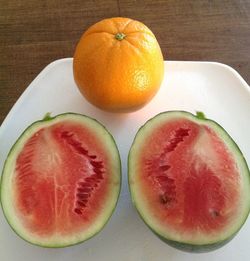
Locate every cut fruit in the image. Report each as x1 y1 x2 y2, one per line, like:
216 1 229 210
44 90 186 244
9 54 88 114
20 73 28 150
1 113 121 247
128 111 250 252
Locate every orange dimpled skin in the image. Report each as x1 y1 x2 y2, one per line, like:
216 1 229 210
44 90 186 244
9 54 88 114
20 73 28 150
73 17 164 112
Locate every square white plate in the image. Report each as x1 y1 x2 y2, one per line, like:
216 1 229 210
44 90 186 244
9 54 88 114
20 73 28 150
0 59 250 261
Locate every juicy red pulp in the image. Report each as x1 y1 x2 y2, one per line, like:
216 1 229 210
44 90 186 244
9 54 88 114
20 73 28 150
140 119 240 234
14 121 110 236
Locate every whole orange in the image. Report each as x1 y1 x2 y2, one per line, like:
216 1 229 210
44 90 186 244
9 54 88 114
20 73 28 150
73 17 164 112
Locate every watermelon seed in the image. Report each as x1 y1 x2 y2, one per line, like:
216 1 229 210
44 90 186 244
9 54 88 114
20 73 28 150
79 182 90 187
159 165 171 171
77 187 92 193
93 168 104 176
79 199 88 204
210 209 220 217
77 193 89 199
74 208 82 215
61 131 74 138
160 194 175 205
160 194 170 204
90 161 103 168
85 177 94 182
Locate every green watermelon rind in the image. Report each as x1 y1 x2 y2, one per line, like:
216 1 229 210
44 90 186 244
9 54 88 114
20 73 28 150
128 110 250 252
0 112 122 248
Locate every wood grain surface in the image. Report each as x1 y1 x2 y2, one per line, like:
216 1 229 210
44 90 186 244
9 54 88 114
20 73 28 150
0 0 250 124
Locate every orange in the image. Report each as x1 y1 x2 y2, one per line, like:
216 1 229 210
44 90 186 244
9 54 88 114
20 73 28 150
73 17 164 112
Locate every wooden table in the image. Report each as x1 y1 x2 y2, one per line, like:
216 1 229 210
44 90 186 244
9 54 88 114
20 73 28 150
1 0 250 124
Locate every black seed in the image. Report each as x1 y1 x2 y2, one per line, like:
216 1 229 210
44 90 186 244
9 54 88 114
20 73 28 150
211 210 220 217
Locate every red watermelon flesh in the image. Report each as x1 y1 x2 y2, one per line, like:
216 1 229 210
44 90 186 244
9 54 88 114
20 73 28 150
139 118 239 234
1 114 121 247
15 121 110 236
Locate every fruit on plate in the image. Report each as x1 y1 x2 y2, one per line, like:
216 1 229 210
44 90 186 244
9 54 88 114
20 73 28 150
128 111 250 252
0 113 121 247
73 17 164 112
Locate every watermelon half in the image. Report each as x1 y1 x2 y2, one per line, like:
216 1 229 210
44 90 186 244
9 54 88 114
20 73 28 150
1 113 121 247
128 111 250 252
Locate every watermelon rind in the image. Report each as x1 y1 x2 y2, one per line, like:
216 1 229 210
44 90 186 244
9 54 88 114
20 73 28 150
128 110 250 252
0 113 121 248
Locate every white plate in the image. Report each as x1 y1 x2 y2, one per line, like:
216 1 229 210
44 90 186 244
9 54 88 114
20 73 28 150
0 58 250 261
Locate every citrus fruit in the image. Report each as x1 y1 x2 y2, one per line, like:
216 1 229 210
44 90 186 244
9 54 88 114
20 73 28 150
73 17 164 112
128 111 250 252
1 113 121 247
